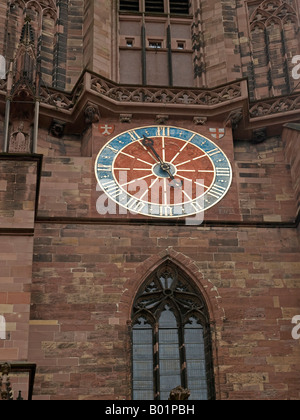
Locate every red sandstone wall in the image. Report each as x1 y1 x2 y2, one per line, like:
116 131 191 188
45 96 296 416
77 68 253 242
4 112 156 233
0 236 33 361
0 160 38 229
29 223 300 400
27 128 300 400
235 137 297 223
283 126 300 218
0 157 40 362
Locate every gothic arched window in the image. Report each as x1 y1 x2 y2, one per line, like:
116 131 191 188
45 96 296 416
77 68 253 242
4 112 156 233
249 0 299 100
132 263 215 400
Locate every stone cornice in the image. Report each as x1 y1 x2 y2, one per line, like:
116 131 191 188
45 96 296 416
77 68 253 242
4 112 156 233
0 70 299 138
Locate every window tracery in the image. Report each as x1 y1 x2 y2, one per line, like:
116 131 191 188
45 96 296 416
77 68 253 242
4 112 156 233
132 263 215 400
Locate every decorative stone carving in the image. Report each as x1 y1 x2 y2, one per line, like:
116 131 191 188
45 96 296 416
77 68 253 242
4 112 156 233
8 122 31 153
49 119 66 138
84 103 100 125
168 386 190 401
193 116 207 125
250 95 300 118
250 0 298 25
192 8 206 82
155 114 169 125
0 363 12 401
225 109 243 129
248 0 298 100
252 128 267 144
120 114 132 123
90 76 242 106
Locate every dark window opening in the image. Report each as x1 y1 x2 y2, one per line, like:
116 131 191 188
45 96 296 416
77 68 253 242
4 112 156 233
145 0 165 13
170 0 190 15
132 263 215 400
126 38 135 47
120 0 140 12
120 0 190 15
149 40 163 49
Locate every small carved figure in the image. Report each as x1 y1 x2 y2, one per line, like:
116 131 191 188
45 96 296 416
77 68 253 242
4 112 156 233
168 386 191 401
9 122 30 153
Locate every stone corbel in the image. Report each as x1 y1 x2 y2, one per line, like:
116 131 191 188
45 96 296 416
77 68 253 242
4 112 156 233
252 127 267 144
193 116 207 126
120 114 133 123
224 109 243 129
84 102 100 125
49 119 66 138
156 115 169 125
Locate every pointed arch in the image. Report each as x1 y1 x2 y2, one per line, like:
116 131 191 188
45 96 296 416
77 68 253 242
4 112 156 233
125 249 224 325
275 2 298 19
248 0 299 99
131 253 216 401
250 8 272 24
260 0 282 12
39 0 56 8
265 15 283 27
12 0 26 7
132 260 210 328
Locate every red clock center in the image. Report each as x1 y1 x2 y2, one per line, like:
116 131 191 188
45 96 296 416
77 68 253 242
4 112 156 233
113 137 215 206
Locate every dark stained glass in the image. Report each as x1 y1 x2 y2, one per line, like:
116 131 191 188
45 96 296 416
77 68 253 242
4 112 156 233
132 317 154 400
132 263 215 400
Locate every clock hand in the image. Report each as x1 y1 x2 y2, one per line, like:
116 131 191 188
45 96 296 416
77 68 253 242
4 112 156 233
142 136 164 165
161 163 183 188
142 136 183 188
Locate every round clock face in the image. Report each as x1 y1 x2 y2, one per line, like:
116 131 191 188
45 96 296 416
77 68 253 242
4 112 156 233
95 126 232 218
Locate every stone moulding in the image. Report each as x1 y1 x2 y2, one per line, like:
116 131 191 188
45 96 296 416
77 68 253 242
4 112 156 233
90 76 243 106
249 94 300 119
0 70 299 135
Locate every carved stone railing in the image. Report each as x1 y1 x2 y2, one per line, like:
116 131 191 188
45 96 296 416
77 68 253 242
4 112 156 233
39 80 84 111
0 69 299 126
35 72 246 111
249 93 300 119
90 75 243 106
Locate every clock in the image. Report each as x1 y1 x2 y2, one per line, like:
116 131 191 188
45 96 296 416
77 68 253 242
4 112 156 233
95 126 232 218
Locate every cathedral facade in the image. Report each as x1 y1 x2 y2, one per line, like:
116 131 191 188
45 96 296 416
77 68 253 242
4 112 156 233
0 0 299 400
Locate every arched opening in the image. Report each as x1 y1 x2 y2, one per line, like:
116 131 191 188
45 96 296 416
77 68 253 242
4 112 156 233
249 0 299 99
131 261 215 400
